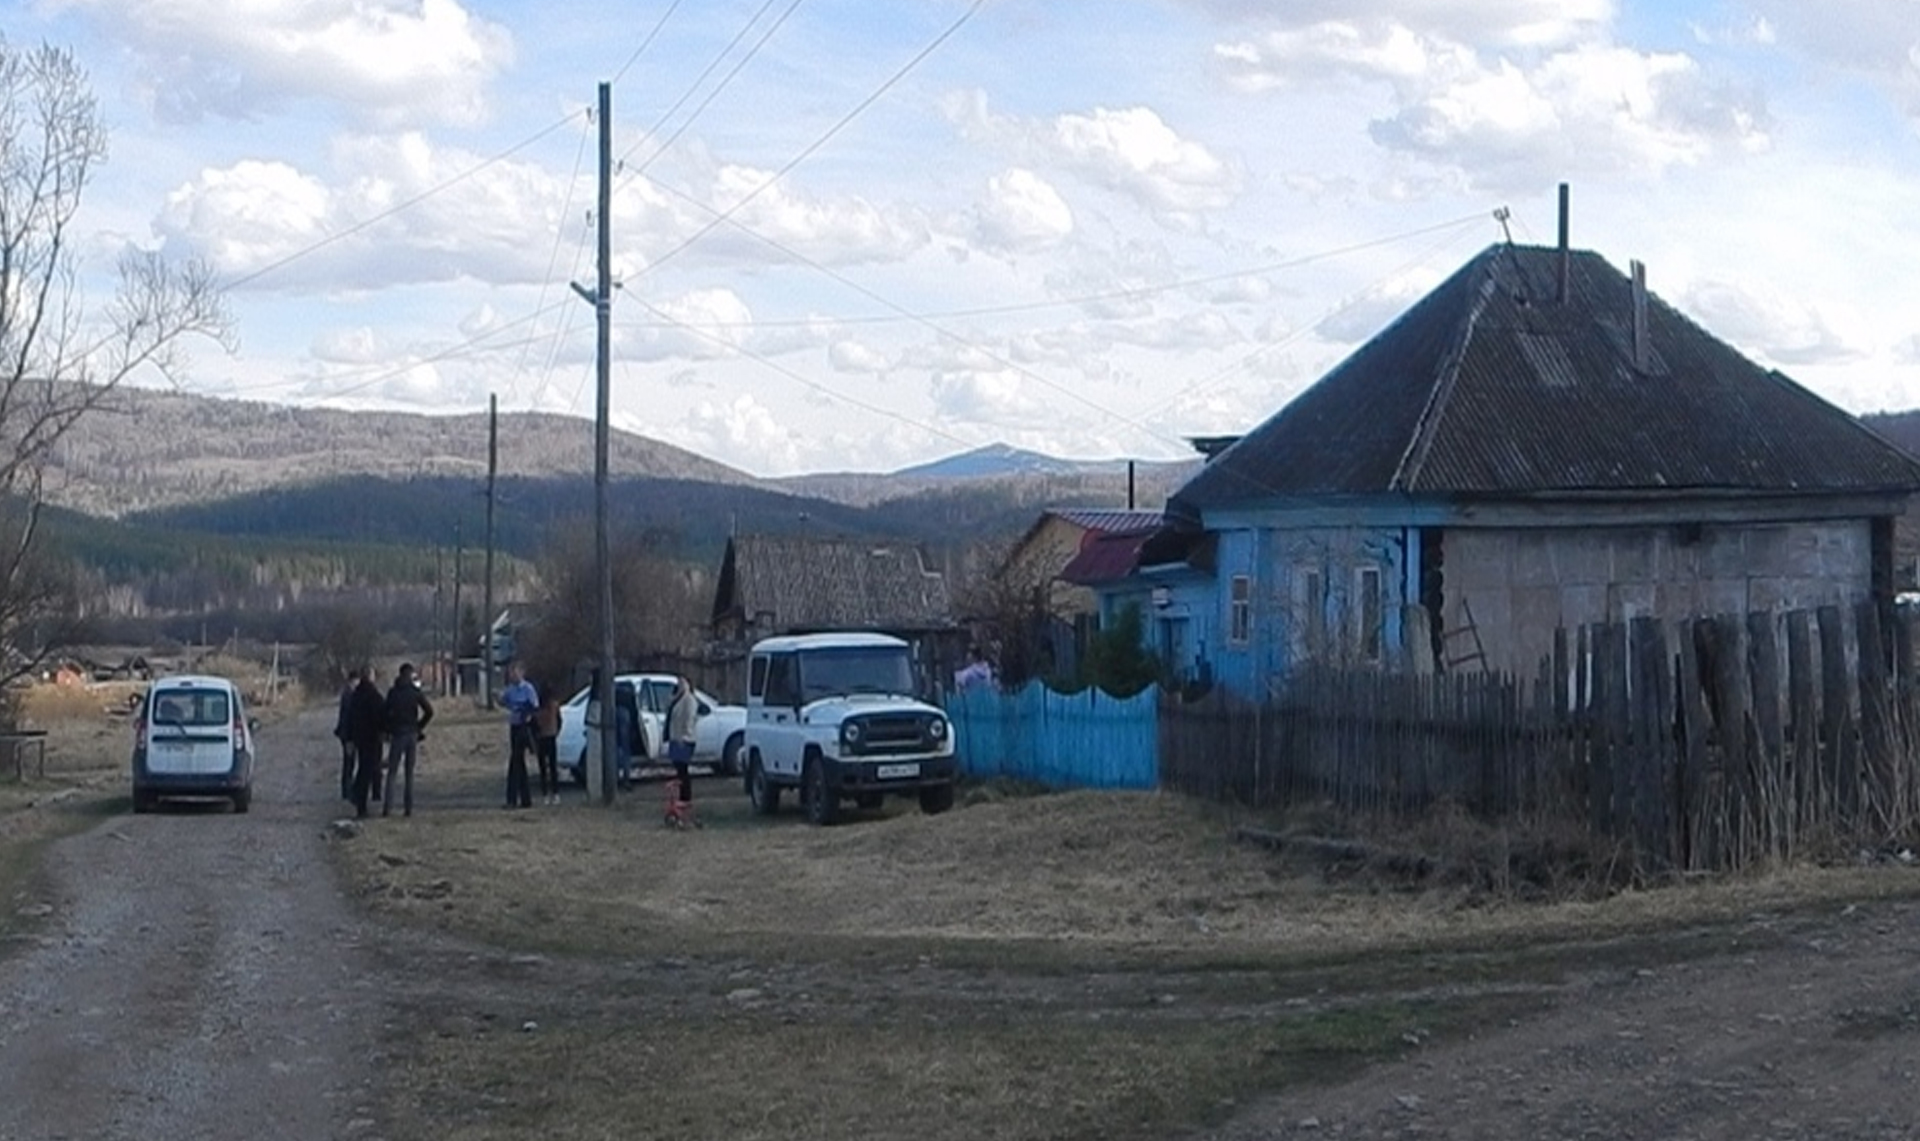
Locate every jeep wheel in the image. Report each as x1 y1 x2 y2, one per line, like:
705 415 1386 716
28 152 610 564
747 757 780 816
719 733 744 778
803 759 840 826
918 782 955 816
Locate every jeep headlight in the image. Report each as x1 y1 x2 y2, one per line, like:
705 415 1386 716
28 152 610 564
841 721 864 747
927 717 947 742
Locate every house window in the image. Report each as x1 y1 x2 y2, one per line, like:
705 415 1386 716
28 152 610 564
1228 575 1252 645
1293 567 1325 660
1355 566 1383 663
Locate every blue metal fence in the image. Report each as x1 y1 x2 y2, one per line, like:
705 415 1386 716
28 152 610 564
946 681 1158 790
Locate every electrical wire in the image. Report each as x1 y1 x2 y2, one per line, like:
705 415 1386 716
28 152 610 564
221 110 586 292
632 0 985 282
611 0 687 86
615 0 797 179
508 111 597 408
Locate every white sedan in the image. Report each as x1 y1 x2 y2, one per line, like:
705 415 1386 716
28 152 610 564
554 673 747 784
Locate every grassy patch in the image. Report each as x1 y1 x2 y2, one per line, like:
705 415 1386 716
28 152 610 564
384 991 1534 1141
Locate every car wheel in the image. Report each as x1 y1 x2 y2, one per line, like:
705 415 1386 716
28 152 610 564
232 789 252 814
803 757 839 827
132 791 153 815
918 783 955 816
719 733 744 778
747 756 780 816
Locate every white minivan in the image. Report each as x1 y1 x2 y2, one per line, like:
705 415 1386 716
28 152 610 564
131 675 258 813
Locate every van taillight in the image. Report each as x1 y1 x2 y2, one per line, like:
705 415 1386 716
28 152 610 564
135 720 147 750
233 711 246 750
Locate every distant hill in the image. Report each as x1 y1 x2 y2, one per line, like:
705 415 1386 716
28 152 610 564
43 386 758 517
1862 411 1920 458
893 443 1127 480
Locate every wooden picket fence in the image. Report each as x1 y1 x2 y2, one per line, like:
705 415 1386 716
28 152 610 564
1160 603 1920 873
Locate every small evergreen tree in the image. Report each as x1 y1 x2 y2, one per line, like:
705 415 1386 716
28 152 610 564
1081 602 1161 697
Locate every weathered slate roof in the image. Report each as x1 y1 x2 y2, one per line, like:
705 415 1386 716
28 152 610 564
1173 243 1920 517
712 534 954 632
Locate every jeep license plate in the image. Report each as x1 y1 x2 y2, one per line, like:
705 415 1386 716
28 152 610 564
875 763 920 780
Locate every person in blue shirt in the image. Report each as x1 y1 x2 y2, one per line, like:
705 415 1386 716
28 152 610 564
499 663 538 809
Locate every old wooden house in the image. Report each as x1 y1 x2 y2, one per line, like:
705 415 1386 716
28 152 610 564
1097 240 1920 696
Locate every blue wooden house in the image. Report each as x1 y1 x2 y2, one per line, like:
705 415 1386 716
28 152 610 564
1095 240 1920 698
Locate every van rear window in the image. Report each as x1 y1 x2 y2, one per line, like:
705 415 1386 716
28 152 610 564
149 690 231 727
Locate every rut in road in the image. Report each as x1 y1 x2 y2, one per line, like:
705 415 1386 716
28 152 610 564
0 710 387 1141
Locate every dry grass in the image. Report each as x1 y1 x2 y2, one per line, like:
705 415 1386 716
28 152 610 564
0 714 132 947
338 705 1920 970
386 992 1520 1141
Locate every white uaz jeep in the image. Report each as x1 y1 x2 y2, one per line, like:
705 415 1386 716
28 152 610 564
742 632 957 825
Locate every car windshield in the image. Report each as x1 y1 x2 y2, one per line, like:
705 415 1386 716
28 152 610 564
797 647 915 701
150 690 231 727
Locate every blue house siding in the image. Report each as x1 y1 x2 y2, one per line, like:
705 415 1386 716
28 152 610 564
947 681 1157 789
1092 522 1416 699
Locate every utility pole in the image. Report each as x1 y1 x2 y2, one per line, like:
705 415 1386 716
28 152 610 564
571 81 617 805
432 545 445 696
452 522 464 698
482 392 498 709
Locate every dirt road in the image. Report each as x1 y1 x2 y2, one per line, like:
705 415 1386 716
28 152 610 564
0 712 385 1141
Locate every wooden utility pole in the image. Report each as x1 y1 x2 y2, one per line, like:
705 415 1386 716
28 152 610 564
571 81 617 805
482 392 498 709
452 522 464 697
432 545 445 696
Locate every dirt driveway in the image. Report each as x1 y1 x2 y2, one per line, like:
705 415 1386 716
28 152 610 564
3 701 1919 1141
0 709 386 1141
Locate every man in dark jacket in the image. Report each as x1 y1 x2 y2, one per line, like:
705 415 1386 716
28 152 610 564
382 663 434 818
334 668 360 802
346 665 387 819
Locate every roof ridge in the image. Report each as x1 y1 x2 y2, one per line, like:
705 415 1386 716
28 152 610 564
1388 250 1504 492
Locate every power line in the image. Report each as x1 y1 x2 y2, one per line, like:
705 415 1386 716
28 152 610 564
509 110 597 408
615 0 799 180
625 294 974 450
222 109 586 292
632 0 985 282
617 196 1490 331
611 0 687 86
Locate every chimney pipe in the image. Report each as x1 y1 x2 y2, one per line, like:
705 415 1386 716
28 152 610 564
1127 460 1136 511
1556 182 1570 304
1630 259 1650 371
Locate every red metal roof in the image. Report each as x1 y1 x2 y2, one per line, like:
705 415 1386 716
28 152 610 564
1058 529 1155 586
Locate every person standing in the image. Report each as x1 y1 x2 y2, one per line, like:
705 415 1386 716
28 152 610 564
334 667 360 802
383 662 434 818
499 663 538 809
665 677 700 811
533 683 562 805
345 665 386 819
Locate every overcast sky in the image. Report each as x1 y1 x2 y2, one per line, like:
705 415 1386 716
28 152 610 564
16 0 1920 475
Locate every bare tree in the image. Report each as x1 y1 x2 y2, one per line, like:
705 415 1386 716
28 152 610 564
951 538 1061 688
516 524 703 689
0 40 228 684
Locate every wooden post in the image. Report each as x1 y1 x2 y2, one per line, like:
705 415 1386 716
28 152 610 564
1711 614 1753 868
1817 605 1857 831
1675 618 1714 869
1785 610 1816 847
1746 611 1786 861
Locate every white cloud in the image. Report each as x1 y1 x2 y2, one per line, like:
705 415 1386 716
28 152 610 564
55 0 513 126
1315 271 1440 344
974 168 1075 253
682 393 804 473
701 164 933 266
1191 0 1612 48
946 93 1240 225
625 288 756 363
1208 10 1767 192
1897 336 1920 367
1682 279 1868 367
930 367 1051 427
828 339 891 374
310 326 386 365
1739 2 1920 118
